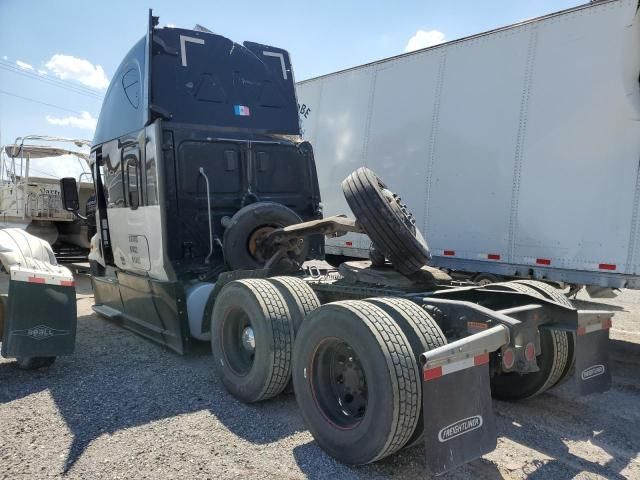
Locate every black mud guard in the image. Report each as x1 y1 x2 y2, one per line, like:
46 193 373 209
574 311 613 395
420 325 508 475
1 267 77 358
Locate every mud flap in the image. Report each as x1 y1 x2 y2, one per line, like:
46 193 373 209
422 359 497 475
574 315 612 395
1 266 77 358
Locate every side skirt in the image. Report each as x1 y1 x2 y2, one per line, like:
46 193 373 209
92 271 190 354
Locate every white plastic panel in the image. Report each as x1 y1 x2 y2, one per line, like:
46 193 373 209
515 0 640 274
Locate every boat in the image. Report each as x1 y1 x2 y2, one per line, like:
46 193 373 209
0 135 95 262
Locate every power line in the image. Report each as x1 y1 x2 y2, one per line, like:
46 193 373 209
0 59 104 97
0 61 104 100
0 65 103 100
0 88 85 114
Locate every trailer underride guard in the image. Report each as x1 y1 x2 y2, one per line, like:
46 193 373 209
59 11 616 474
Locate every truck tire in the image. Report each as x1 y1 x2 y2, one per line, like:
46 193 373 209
16 357 56 369
487 282 569 400
223 202 307 274
267 276 320 333
364 297 446 448
511 280 575 387
342 167 430 276
292 300 420 464
0 295 5 341
211 279 295 403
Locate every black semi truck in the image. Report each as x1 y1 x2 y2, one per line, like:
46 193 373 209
60 12 614 474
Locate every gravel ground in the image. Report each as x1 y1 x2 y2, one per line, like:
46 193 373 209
1 276 639 479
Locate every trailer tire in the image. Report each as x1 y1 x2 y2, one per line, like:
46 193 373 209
268 276 320 333
365 297 446 448
292 300 420 464
473 273 502 286
16 357 56 370
342 167 430 275
223 202 307 274
488 282 569 399
511 280 575 387
211 279 294 403
369 245 386 267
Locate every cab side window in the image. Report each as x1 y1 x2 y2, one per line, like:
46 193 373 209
123 146 141 209
102 150 124 208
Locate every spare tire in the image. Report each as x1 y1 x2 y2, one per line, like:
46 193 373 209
342 167 430 275
223 202 307 273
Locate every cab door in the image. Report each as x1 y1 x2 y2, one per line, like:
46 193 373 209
100 122 169 281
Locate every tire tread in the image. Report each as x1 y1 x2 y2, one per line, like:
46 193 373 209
337 300 421 461
491 281 568 396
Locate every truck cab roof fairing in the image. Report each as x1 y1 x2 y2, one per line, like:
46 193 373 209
150 28 300 135
93 21 300 147
93 38 146 146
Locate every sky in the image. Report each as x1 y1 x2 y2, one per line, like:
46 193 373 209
0 0 582 179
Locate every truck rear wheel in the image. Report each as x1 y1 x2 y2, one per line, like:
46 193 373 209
511 280 575 387
365 297 446 448
292 300 420 464
211 279 294 403
342 167 430 275
267 276 320 333
488 282 569 400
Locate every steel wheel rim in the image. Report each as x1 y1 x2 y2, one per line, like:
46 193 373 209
220 307 255 376
311 338 368 429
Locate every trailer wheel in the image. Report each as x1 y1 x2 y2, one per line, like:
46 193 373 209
342 167 430 275
488 282 569 400
16 357 56 370
365 297 446 448
473 272 502 286
368 245 386 267
223 202 307 274
268 276 320 333
292 300 420 464
511 280 575 387
211 279 294 403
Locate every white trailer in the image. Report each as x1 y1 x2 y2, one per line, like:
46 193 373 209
297 0 640 291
